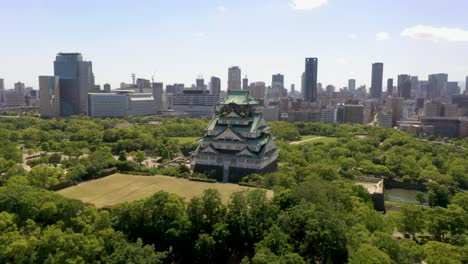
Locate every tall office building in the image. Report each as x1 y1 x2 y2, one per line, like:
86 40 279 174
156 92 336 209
304 58 318 103
398 74 412 99
14 82 25 94
446 82 460 98
249 82 266 100
410 76 419 98
370 63 383 99
466 76 468 93
54 52 94 116
103 83 111 93
427 73 448 100
387 78 394 96
272 74 284 87
152 82 164 112
39 76 61 117
228 66 241 90
348 79 356 95
242 76 249 91
195 77 207 92
0 78 4 91
210 76 221 96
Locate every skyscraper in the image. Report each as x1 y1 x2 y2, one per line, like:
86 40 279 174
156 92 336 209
370 63 383 99
0 78 4 91
410 76 419 98
304 58 318 103
387 78 394 96
398 74 411 99
466 76 468 93
242 76 249 91
228 66 241 90
103 83 111 93
14 82 25 94
39 76 61 117
272 74 284 87
446 82 460 98
210 76 221 96
348 79 356 94
54 53 94 116
427 73 448 100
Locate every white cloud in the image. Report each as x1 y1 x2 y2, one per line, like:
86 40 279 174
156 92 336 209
401 25 468 43
217 5 227 13
290 0 327 10
376 32 390 41
347 33 357 40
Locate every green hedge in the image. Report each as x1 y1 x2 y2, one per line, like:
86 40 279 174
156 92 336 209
189 177 217 183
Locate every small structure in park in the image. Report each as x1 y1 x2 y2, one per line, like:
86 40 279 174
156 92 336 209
193 90 279 182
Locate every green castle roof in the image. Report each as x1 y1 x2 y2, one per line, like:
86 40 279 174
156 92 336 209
222 90 258 105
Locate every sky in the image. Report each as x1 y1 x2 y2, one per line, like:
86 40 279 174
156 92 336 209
1 0 468 91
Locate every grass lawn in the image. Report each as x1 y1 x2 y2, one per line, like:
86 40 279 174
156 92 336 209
57 173 271 208
170 137 200 144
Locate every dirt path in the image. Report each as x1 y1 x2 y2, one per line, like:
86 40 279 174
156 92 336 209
290 137 324 145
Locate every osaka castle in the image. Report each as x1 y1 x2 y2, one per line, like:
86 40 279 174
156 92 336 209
193 90 279 182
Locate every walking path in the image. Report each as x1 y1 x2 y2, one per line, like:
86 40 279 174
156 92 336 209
290 137 324 145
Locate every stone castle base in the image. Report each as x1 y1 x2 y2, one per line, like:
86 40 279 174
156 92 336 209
194 161 278 183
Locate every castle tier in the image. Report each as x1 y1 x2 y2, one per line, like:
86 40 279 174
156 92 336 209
193 90 279 182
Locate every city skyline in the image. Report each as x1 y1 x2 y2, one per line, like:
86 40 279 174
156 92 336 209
2 0 468 90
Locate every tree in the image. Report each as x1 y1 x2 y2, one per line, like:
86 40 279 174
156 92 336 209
118 150 127 161
134 150 147 165
48 153 62 165
416 192 427 206
422 241 463 264
397 205 424 238
426 182 450 208
349 244 392 264
28 165 66 188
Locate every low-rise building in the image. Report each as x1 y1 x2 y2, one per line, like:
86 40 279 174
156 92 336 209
88 91 157 117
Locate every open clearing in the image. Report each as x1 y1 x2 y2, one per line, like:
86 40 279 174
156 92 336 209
290 135 337 145
170 137 200 144
57 173 271 208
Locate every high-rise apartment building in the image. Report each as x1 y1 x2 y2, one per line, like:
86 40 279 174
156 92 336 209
228 66 241 90
304 58 318 103
39 76 61 117
210 76 221 96
348 79 356 95
387 78 394 96
427 73 448 100
370 63 383 99
398 74 412 99
54 52 94 116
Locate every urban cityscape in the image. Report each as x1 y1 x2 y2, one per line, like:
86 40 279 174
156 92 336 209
1 53 468 138
0 1 467 263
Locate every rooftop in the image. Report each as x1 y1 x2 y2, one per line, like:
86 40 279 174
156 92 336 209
222 90 258 105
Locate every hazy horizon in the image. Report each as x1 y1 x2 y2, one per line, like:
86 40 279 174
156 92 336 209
2 0 468 91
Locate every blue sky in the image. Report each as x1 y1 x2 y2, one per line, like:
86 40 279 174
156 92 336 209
1 0 468 91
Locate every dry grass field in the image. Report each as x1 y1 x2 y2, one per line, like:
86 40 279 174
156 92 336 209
57 173 271 208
